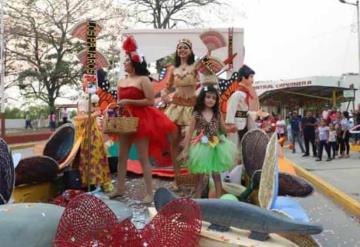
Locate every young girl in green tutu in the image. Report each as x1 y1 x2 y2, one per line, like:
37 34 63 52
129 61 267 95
181 85 236 198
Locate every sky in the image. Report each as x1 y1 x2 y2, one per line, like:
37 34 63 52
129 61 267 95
213 0 358 80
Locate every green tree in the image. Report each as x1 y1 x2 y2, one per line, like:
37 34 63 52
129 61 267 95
5 0 127 113
4 107 23 119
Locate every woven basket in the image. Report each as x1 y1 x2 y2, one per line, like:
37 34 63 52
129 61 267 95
175 173 197 187
103 103 139 135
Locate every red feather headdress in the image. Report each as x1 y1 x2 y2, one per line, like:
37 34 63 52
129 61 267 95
122 36 142 63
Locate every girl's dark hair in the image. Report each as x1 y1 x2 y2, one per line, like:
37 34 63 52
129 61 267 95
129 55 150 76
193 85 220 116
174 43 195 67
343 111 349 119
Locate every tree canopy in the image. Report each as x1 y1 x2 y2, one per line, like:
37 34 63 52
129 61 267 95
126 0 223 29
5 0 127 112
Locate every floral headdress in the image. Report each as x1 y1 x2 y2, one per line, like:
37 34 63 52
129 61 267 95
122 36 143 63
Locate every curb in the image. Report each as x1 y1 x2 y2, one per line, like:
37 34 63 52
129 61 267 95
286 158 360 217
9 141 42 150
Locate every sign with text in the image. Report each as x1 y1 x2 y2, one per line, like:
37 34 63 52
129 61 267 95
86 20 97 75
343 90 354 98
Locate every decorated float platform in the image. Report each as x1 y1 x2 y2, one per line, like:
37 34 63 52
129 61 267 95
3 25 360 246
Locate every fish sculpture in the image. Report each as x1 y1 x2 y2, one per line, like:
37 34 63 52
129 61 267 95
154 187 323 241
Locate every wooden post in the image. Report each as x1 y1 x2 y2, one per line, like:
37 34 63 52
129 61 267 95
85 20 97 192
0 112 5 138
332 90 336 108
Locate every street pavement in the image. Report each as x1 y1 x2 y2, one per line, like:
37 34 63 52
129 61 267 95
285 148 360 246
297 190 360 246
13 147 33 159
285 148 360 202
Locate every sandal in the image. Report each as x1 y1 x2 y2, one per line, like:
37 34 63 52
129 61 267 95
142 194 154 204
108 189 125 199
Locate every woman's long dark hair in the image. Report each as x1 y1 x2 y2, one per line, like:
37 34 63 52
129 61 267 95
174 43 195 67
129 55 150 76
193 85 220 117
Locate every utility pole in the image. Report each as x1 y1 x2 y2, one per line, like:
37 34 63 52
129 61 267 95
339 0 360 109
340 0 360 75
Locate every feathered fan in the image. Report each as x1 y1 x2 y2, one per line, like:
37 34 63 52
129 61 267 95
70 21 102 41
77 50 110 69
200 30 226 52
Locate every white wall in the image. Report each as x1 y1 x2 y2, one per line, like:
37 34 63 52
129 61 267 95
5 119 49 129
121 28 245 78
5 119 25 129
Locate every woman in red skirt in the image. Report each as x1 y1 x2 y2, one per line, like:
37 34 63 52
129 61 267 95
108 36 176 203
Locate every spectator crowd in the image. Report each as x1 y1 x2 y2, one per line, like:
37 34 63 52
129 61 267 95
256 103 360 162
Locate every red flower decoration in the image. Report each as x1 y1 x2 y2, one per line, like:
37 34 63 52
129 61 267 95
130 53 141 63
122 36 137 53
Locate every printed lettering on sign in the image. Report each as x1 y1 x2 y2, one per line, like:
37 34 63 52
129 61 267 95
86 20 97 75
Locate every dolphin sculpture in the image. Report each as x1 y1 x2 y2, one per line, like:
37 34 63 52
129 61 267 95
154 188 323 241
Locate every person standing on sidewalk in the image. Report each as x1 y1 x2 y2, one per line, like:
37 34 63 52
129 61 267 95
339 111 351 158
302 111 317 157
290 111 305 153
25 113 33 129
48 111 56 131
61 107 68 124
333 111 342 156
355 104 360 145
316 119 331 161
276 114 286 146
328 123 337 159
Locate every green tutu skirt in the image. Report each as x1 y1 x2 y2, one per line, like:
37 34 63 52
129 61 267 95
185 135 236 174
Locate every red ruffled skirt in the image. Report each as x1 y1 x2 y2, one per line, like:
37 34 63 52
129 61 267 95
126 105 177 160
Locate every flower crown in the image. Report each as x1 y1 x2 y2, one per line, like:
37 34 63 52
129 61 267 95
122 36 143 63
177 38 192 49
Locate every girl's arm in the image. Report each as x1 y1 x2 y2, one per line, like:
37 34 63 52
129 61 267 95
119 77 155 106
183 116 196 153
219 115 228 134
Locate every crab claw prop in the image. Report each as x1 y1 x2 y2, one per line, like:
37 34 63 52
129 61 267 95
54 194 202 247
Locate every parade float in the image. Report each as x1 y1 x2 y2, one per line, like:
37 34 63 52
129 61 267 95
0 26 324 247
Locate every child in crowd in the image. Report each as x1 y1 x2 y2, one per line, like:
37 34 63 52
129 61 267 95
328 123 337 159
316 119 331 162
275 114 286 146
181 86 236 198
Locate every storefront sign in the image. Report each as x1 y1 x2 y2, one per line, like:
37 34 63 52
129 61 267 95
253 80 312 94
86 20 97 75
343 90 354 98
